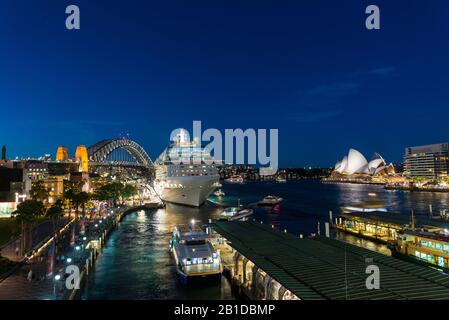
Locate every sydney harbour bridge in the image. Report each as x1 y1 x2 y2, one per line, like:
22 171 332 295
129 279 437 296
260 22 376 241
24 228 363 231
86 138 154 178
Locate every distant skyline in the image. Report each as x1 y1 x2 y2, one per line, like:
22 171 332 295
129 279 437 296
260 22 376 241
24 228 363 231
1 0 449 167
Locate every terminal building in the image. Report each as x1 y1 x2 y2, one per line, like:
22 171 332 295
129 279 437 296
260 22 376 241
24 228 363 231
403 143 449 179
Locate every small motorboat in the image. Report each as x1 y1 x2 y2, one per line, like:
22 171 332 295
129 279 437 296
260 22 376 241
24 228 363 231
257 195 283 206
213 189 225 197
276 176 287 183
221 207 254 221
225 175 244 184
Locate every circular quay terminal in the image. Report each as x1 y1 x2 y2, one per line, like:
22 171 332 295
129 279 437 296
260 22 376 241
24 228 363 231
1 0 449 318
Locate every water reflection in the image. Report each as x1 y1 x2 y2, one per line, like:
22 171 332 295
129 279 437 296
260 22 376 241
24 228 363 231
334 231 391 256
82 203 233 300
83 180 449 300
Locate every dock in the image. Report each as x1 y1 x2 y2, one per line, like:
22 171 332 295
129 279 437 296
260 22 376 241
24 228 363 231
211 220 449 300
335 211 449 243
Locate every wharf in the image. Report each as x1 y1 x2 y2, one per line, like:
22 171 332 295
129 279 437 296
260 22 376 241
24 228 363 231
211 220 449 300
335 211 449 243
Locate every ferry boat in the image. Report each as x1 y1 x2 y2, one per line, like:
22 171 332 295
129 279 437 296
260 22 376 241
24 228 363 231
213 189 225 197
257 195 283 206
169 224 222 283
390 229 449 273
225 175 244 184
221 207 254 221
153 130 220 207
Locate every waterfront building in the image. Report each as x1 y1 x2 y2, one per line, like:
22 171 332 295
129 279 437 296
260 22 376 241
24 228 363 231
327 148 398 183
334 149 395 176
404 143 449 179
25 160 49 181
0 167 31 216
42 176 65 203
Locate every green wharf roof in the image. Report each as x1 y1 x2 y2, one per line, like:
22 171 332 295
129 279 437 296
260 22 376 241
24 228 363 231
211 220 449 300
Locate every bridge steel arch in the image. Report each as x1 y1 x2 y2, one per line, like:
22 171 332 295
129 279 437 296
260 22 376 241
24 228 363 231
87 139 153 167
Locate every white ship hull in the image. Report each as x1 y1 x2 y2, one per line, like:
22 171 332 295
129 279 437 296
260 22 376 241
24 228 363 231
154 175 218 207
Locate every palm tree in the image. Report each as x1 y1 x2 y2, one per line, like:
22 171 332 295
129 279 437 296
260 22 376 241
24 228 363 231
13 200 45 256
77 192 90 218
46 199 64 236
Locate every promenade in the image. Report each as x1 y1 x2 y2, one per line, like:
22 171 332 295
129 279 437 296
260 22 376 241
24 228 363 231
0 206 127 300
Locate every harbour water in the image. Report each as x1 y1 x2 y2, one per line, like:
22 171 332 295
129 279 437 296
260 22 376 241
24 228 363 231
82 180 449 299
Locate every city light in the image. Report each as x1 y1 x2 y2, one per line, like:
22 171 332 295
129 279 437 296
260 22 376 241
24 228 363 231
1 1 448 306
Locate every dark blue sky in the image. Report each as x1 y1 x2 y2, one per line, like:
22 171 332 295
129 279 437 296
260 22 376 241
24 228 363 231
1 0 449 167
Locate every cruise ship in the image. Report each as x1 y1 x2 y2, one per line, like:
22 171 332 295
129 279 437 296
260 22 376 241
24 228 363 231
153 130 220 207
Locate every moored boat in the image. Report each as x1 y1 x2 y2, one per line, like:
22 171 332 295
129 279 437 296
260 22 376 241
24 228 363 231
225 175 244 184
169 224 222 283
257 195 283 206
221 207 254 221
213 189 225 197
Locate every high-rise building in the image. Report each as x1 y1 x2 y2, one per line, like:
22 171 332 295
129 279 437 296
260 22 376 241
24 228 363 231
403 143 449 179
1 145 6 160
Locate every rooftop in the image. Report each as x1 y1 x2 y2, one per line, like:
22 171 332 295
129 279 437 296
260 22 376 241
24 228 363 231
212 220 449 300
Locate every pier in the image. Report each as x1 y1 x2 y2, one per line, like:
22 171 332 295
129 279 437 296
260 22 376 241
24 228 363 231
211 220 449 300
0 203 162 300
335 211 449 244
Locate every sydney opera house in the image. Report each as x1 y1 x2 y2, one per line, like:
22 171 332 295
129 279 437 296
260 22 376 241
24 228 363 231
328 149 397 183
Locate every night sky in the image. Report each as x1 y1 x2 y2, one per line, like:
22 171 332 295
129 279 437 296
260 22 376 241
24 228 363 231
1 0 448 167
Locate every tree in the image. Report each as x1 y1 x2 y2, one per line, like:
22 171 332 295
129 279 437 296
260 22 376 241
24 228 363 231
121 184 137 203
76 192 90 217
46 199 64 235
13 200 45 255
93 182 138 205
93 182 122 206
30 181 50 204
63 180 83 218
